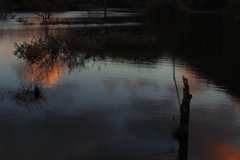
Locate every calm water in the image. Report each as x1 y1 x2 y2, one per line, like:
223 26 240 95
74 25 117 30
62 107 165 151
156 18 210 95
0 11 240 160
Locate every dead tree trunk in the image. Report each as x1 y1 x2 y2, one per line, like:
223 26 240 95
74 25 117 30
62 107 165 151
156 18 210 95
94 0 112 18
104 8 107 18
175 76 192 160
178 76 192 136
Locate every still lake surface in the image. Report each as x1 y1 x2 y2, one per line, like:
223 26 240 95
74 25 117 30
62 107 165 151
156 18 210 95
0 11 240 160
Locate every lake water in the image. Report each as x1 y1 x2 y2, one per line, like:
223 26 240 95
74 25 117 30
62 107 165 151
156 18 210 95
0 11 240 160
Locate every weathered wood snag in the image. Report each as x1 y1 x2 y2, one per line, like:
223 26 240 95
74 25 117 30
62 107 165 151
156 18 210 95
178 76 192 136
174 76 192 160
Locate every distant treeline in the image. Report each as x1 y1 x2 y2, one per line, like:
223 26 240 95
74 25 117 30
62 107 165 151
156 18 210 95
0 0 230 12
183 0 227 10
0 0 148 11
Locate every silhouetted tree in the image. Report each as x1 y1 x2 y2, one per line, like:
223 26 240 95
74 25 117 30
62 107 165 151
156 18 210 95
224 0 240 15
94 0 112 18
0 0 16 19
147 0 189 17
26 0 67 20
174 76 192 160
191 0 226 10
123 0 135 10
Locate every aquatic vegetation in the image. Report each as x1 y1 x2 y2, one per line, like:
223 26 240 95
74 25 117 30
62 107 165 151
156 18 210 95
8 76 49 108
14 28 156 62
13 27 156 75
0 76 49 109
14 40 49 65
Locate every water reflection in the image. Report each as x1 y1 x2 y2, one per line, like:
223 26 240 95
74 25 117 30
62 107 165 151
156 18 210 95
201 141 240 160
0 80 48 111
0 86 5 102
147 14 240 100
1 12 240 160
22 60 65 88
104 77 160 91
179 69 209 98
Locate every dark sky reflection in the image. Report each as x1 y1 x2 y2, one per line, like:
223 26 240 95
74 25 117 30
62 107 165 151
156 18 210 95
0 106 178 160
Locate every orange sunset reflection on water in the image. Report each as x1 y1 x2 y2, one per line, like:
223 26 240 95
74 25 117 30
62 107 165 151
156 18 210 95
199 140 240 160
0 37 12 60
23 61 66 88
179 68 209 98
5 26 67 87
0 24 63 60
0 30 25 60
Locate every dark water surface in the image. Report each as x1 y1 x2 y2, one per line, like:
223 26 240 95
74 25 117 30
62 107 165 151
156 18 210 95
0 12 240 160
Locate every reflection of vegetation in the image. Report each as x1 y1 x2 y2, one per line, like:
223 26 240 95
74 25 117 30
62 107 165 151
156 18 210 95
14 28 156 64
0 86 6 102
0 76 49 109
13 27 156 75
8 76 49 108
